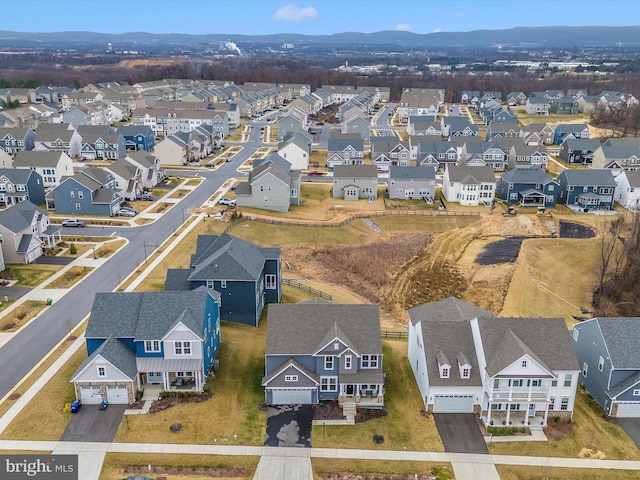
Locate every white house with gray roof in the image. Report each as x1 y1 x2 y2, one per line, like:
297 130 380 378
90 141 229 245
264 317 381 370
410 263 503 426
387 166 436 200
442 165 496 206
615 170 640 211
408 297 580 426
263 302 384 421
13 151 74 189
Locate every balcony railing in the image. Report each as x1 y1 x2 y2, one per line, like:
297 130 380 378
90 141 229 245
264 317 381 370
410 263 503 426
488 386 549 401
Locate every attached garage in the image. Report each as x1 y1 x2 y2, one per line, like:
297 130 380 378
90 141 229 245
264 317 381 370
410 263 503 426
271 388 314 405
615 402 640 418
433 394 475 413
80 386 103 404
107 385 130 404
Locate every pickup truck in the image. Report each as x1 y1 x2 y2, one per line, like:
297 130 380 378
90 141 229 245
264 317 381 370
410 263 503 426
61 219 86 227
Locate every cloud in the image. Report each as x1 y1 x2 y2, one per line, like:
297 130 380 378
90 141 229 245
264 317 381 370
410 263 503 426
274 4 318 22
395 23 413 32
433 27 442 33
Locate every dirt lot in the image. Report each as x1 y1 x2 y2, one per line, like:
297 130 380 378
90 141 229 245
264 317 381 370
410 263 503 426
283 212 559 328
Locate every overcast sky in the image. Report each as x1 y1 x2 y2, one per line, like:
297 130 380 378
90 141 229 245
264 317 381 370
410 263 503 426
5 0 640 35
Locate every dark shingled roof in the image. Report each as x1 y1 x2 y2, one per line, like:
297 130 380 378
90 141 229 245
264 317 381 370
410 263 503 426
72 336 137 381
265 304 382 356
594 317 640 368
408 296 495 326
0 200 47 234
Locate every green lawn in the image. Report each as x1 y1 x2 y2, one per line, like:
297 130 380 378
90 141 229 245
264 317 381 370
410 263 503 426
4 264 63 287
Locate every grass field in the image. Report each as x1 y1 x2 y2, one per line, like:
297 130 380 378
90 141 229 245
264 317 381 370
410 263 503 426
496 465 640 480
4 264 63 287
312 459 453 480
312 339 445 452
0 301 47 332
43 266 93 289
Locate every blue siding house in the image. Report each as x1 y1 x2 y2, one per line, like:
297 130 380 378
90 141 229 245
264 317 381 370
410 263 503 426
117 125 156 151
71 289 221 404
47 167 121 216
496 167 559 207
263 302 384 421
557 169 616 211
572 317 640 417
0 168 45 206
164 234 282 327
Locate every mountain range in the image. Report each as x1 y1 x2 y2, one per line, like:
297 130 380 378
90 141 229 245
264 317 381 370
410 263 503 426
1 26 639 49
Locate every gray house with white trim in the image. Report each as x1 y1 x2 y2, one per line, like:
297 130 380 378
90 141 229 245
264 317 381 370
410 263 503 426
387 166 436 200
332 165 378 201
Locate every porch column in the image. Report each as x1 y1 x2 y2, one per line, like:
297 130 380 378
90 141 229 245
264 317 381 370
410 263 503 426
543 402 550 426
509 380 513 400
486 402 492 425
505 404 511 425
528 382 533 401
525 402 530 426
163 372 169 391
196 371 202 391
136 374 141 391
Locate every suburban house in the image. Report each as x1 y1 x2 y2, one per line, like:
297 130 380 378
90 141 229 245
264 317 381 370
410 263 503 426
327 135 364 168
342 112 371 141
519 123 554 146
164 234 282 327
417 140 459 170
591 145 640 171
506 92 527 106
46 168 121 216
12 151 74 189
277 133 312 171
406 116 442 137
441 116 478 138
550 97 579 115
572 317 640 417
558 139 602 165
397 88 443 122
78 128 127 160
71 289 221 404
503 141 550 170
126 151 163 189
461 91 480 105
33 124 82 158
460 141 508 171
0 201 61 264
332 165 379 201
554 124 590 145
0 127 36 155
614 170 640 210
235 154 302 212
408 297 580 425
496 167 559 208
486 123 519 140
116 125 156 151
276 115 306 142
370 137 411 171
387 166 436 201
525 96 550 115
153 133 189 166
103 159 143 201
263 302 384 421
442 165 496 206
557 169 616 211
0 168 45 207
0 150 11 168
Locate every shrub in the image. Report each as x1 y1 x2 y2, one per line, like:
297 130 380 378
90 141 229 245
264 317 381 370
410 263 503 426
71 266 84 276
69 243 77 255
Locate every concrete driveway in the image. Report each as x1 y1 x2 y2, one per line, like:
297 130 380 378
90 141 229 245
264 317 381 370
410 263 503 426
617 418 640 450
61 404 127 442
433 413 488 454
264 405 312 448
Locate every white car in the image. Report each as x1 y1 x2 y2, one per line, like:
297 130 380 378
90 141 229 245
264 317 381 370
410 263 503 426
219 198 236 206
117 209 136 217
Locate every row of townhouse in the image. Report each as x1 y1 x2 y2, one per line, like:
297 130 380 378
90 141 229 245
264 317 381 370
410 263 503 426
131 108 230 139
397 88 445 123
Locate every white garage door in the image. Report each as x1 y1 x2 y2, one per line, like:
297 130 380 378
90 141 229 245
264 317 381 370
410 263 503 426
107 385 129 404
616 402 640 418
80 386 103 404
271 389 313 405
433 395 474 413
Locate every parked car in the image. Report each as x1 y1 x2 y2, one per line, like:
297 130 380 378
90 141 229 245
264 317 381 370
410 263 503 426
117 209 136 217
308 170 324 176
120 206 137 213
219 198 236 206
62 219 86 227
139 193 154 201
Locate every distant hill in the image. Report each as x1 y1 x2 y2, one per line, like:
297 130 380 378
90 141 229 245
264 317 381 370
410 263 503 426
0 26 639 49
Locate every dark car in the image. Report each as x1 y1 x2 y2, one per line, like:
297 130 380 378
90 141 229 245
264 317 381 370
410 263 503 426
307 170 324 176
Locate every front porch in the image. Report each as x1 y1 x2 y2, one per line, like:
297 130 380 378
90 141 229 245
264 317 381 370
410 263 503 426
519 189 546 207
483 410 546 429
136 357 205 393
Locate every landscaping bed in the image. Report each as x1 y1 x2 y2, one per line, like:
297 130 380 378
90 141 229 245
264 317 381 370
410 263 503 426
148 391 213 414
313 400 388 423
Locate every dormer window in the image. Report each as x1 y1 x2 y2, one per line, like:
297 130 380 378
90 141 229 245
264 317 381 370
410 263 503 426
441 367 450 378
437 351 451 379
461 368 470 378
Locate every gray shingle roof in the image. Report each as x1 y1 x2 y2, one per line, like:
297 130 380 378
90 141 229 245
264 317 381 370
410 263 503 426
0 200 46 234
86 290 217 341
13 151 66 168
408 296 495 326
500 167 556 185
477 317 579 376
622 170 640 188
595 317 640 368
559 169 616 187
188 234 280 282
0 167 33 185
333 164 378 179
389 166 435 180
72 336 137 381
265 303 381 356
446 165 496 184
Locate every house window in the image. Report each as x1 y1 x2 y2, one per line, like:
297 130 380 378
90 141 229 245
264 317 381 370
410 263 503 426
462 368 470 378
564 374 572 387
78 191 84 199
265 274 276 289
598 356 604 372
284 375 298 382
324 356 334 370
573 329 579 342
75 203 81 210
145 340 160 352
551 379 558 387
175 341 191 355
291 188 298 198
493 379 499 389
206 280 214 288
582 362 588 377
361 355 378 369
441 367 449 378
220 280 226 288
521 360 528 368
97 366 106 377
560 398 569 410
70 191 74 198
344 355 352 369
320 377 338 392
633 390 640 396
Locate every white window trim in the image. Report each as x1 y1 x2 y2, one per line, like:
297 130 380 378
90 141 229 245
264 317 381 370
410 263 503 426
284 375 298 382
97 366 106 377
344 355 352 370
144 340 160 352
324 356 334 370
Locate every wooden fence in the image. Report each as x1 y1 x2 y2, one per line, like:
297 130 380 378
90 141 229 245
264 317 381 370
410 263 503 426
282 279 332 300
381 330 408 339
